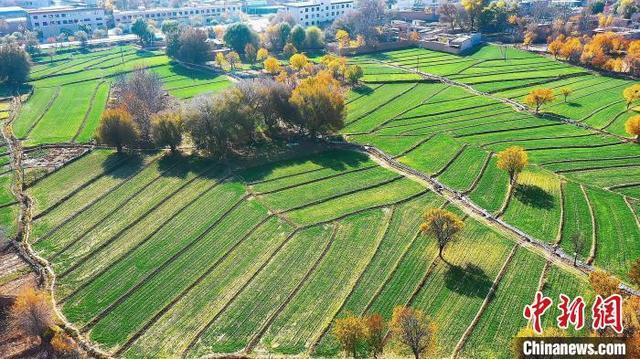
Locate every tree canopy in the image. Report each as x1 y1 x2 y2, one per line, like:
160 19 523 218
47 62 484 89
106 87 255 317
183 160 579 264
223 23 258 53
96 108 140 152
0 43 30 87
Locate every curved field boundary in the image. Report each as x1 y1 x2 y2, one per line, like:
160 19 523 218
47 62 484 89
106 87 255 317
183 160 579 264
452 62 573 80
601 111 628 130
540 154 640 166
537 260 551 292
554 181 566 245
35 156 179 246
525 141 625 152
21 86 61 139
547 82 629 111
245 167 326 186
479 133 595 148
307 208 395 353
78 200 265 334
453 60 487 75
345 82 419 126
433 145 468 178
409 115 532 137
502 75 594 97
393 133 437 158
577 100 625 123
346 84 385 105
241 224 339 354
454 123 561 139
581 185 597 265
496 75 591 96
279 175 404 214
55 163 222 276
58 189 245 308
71 81 106 142
608 182 640 191
375 58 631 143
462 152 493 195
400 115 528 135
451 244 519 358
625 196 640 231
253 164 377 196
393 102 499 123
113 215 281 357
31 155 130 221
383 107 513 131
164 78 230 92
556 163 640 174
367 85 452 134
33 154 161 228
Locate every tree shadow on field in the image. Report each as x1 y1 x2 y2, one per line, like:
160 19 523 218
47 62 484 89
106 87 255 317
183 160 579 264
157 151 193 179
567 102 582 108
352 85 375 96
102 152 144 179
168 62 220 81
444 262 493 298
237 148 370 183
513 184 555 210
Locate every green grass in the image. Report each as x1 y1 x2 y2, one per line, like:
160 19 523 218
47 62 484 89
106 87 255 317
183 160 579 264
437 146 490 192
559 182 593 259
586 187 640 280
502 168 562 242
260 210 389 354
462 248 545 358
398 134 464 175
469 156 509 213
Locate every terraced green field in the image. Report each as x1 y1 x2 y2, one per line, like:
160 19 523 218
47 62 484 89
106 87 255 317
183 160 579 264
25 145 594 358
14 43 640 358
14 46 231 145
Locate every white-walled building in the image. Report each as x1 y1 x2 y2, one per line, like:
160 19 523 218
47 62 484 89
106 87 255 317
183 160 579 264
280 0 353 27
113 3 242 30
26 6 105 38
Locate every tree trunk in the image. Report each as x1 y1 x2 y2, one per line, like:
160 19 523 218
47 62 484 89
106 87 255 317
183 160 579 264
352 346 357 359
574 252 578 266
438 246 444 261
413 349 420 359
116 144 123 153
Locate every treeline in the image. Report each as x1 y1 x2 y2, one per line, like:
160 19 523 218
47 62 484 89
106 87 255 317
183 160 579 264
96 64 349 157
332 307 435 359
548 32 640 75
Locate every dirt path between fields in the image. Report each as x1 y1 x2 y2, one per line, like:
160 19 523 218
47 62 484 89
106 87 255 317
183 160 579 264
331 141 640 296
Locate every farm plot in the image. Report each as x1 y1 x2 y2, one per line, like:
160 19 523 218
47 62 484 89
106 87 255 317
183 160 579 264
313 193 444 356
436 146 490 192
410 219 514 356
502 168 562 242
398 133 465 175
468 156 510 213
540 265 594 335
461 248 546 358
343 82 448 134
558 182 594 260
15 46 230 144
586 187 640 280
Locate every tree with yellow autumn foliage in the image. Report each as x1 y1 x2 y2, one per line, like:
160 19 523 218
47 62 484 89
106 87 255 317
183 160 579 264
333 315 366 358
625 115 640 142
289 53 308 71
560 87 573 103
264 56 281 75
623 84 640 110
497 146 528 185
96 108 140 152
420 207 464 261
289 70 345 136
524 88 555 113
589 270 620 297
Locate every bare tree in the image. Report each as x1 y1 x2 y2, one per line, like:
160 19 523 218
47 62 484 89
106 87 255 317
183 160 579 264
570 233 586 266
115 66 166 143
439 4 457 31
391 307 435 359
